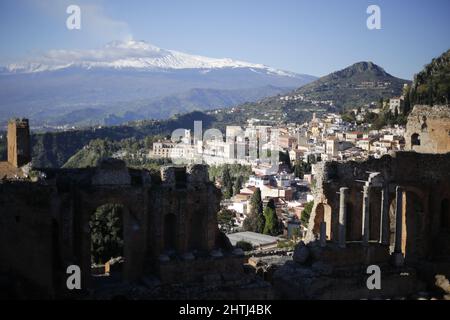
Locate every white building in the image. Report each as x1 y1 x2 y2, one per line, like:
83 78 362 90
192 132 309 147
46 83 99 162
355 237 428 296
325 137 339 157
389 97 404 113
247 175 271 188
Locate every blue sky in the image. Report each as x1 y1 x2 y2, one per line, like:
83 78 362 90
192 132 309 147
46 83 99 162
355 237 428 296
0 0 449 79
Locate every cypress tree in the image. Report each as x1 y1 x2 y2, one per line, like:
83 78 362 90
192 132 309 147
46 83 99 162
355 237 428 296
243 188 265 233
233 175 243 195
294 160 304 179
222 165 233 199
263 199 280 235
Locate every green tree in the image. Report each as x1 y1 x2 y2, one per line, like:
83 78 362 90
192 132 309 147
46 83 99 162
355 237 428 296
409 49 450 106
279 151 292 170
90 204 124 264
233 175 243 195
217 209 236 233
302 161 312 174
222 165 233 199
290 227 301 240
378 98 384 109
293 160 304 179
307 154 317 165
342 111 356 123
243 188 265 233
226 182 234 199
300 201 314 227
235 240 253 251
428 78 434 106
403 84 411 115
251 188 264 215
263 199 280 235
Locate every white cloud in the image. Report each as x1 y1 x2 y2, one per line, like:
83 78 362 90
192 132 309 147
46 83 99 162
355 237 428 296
5 40 292 75
81 3 133 41
39 40 169 65
30 0 133 42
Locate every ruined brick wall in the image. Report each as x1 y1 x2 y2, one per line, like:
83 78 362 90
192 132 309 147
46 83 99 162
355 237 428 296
150 165 221 258
405 105 450 153
7 119 31 168
0 162 223 297
306 152 450 263
0 182 56 296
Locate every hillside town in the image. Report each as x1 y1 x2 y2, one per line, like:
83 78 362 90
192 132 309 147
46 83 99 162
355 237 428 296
1 0 449 304
148 99 408 246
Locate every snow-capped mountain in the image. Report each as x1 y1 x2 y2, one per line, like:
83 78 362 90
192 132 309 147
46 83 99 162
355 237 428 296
0 40 316 127
4 40 298 77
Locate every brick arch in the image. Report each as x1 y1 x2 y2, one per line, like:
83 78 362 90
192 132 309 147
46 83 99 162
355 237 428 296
88 203 126 279
402 187 427 262
388 196 397 253
410 133 421 148
0 161 223 296
312 203 332 240
369 188 382 242
75 189 146 287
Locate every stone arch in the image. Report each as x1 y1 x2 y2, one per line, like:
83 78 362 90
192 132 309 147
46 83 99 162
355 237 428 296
89 203 125 279
404 189 426 261
411 133 421 146
388 197 396 253
369 189 382 242
164 213 177 252
312 203 332 240
75 187 146 287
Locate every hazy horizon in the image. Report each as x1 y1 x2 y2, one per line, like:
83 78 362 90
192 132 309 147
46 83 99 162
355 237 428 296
1 0 449 79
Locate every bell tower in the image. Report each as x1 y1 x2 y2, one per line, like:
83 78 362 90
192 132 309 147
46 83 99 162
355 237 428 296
7 118 31 168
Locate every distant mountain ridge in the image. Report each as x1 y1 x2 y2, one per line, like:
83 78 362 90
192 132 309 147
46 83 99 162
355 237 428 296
290 61 409 109
0 40 316 127
42 85 296 127
3 40 301 77
214 61 410 124
1 51 446 170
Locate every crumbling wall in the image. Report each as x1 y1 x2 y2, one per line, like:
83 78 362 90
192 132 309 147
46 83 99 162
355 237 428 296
0 183 55 296
0 161 224 297
405 105 450 153
7 119 31 168
306 152 450 263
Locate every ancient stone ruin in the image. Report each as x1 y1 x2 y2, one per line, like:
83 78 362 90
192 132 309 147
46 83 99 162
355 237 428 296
0 120 271 299
271 151 450 299
1 106 450 300
405 105 450 153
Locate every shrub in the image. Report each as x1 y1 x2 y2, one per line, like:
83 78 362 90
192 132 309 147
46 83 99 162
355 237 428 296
235 240 253 252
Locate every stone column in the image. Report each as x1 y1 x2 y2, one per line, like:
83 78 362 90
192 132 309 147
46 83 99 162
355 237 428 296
362 185 370 246
338 187 349 248
380 186 390 245
320 221 327 247
393 186 404 266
